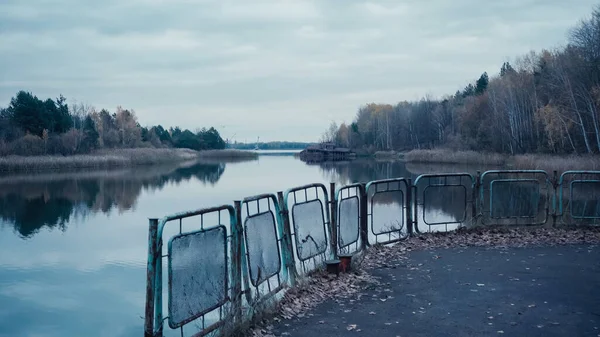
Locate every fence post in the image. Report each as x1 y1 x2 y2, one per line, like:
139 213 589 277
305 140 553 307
329 182 338 257
474 171 481 225
406 179 413 236
144 218 158 337
359 183 369 249
552 170 558 227
232 201 243 323
277 191 297 287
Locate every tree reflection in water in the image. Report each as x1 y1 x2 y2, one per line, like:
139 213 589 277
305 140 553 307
0 160 227 238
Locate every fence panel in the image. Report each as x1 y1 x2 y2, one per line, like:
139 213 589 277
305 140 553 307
241 194 288 306
149 205 238 337
168 226 228 329
414 173 475 233
366 178 410 244
335 183 364 255
480 170 551 226
557 171 600 226
283 183 332 274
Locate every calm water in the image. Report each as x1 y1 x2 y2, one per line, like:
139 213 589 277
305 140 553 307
0 155 493 337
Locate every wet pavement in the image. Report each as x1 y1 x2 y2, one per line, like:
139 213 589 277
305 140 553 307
271 245 600 337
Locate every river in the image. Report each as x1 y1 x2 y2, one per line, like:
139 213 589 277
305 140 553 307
0 153 501 337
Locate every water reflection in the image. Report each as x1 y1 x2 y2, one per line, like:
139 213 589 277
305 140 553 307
314 159 490 186
0 161 228 238
422 185 468 225
315 159 413 185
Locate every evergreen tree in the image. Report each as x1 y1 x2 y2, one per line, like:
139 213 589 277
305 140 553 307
475 72 489 95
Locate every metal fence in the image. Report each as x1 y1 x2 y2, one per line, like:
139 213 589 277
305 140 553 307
365 178 411 244
413 173 475 233
241 194 287 305
335 183 364 255
284 183 332 275
145 169 600 337
556 171 600 226
145 206 237 337
479 170 552 226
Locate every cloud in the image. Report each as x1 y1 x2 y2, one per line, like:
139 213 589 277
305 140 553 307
219 1 321 21
0 0 598 141
295 25 326 39
362 2 408 16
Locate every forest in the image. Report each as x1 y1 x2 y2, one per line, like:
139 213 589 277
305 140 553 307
230 141 312 150
324 6 600 155
0 91 226 156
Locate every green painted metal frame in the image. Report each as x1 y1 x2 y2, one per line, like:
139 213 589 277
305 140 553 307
335 183 365 254
413 173 475 232
569 180 600 219
489 179 540 219
241 193 294 304
146 205 238 337
283 183 333 265
557 171 600 221
365 178 411 244
479 170 551 225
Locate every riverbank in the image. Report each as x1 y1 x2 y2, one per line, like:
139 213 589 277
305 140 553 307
404 149 600 172
0 148 257 172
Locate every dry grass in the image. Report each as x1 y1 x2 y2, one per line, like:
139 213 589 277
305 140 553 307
0 148 260 173
404 149 506 166
0 148 200 172
404 149 600 173
511 154 600 172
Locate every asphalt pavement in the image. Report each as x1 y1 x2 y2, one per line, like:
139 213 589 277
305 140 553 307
270 245 600 337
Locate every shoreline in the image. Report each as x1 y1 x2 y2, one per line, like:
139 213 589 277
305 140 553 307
402 149 600 172
0 148 257 173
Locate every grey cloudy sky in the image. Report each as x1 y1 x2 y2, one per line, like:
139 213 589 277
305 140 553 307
0 0 597 142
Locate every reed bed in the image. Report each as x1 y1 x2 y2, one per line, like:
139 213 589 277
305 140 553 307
403 149 600 172
0 148 198 172
404 149 506 166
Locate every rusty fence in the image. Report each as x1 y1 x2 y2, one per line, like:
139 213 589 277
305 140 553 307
144 170 600 337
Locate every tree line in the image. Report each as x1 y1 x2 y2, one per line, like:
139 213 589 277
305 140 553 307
0 91 226 156
230 141 313 150
325 6 600 155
